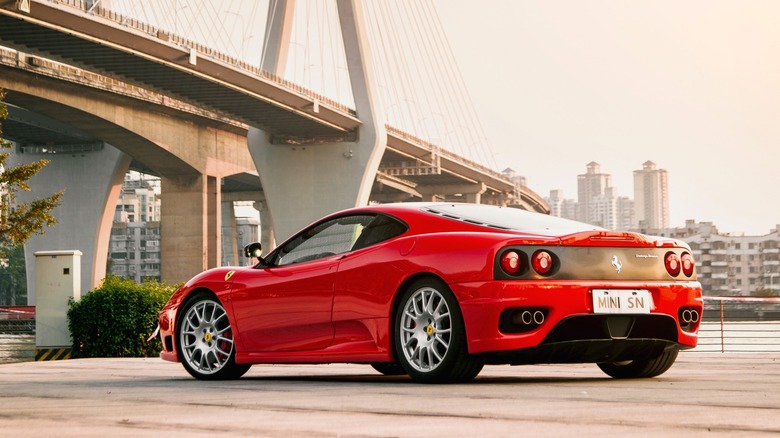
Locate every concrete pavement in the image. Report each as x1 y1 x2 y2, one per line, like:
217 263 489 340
1 352 779 437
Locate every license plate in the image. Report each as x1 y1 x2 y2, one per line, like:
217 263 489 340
592 289 653 314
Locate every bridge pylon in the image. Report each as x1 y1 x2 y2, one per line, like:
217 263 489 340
248 0 387 244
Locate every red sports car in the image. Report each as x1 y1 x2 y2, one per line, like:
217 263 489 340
157 202 702 382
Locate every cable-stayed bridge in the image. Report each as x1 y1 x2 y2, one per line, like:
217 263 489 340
0 0 547 298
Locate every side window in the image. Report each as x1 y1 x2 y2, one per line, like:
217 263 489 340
274 215 375 266
351 214 408 251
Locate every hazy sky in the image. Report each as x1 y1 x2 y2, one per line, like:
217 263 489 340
434 1 780 235
118 1 779 235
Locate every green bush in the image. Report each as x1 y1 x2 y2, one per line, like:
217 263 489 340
67 275 179 358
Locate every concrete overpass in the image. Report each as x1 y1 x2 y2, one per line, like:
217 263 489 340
0 0 548 298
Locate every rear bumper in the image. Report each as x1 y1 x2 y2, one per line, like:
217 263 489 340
451 280 702 355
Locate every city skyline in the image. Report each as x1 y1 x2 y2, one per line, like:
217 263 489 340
435 1 780 236
545 160 662 232
541 158 779 237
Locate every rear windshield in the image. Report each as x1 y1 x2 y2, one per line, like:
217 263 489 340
422 203 602 234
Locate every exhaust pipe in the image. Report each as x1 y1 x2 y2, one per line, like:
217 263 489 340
512 309 546 326
681 309 700 324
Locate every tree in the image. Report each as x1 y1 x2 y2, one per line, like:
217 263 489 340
0 88 64 259
0 244 27 305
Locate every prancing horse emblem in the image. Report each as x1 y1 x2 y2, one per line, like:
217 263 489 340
611 255 623 274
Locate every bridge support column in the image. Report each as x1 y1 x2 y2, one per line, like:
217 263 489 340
13 143 130 302
207 176 221 268
418 183 487 204
247 133 386 241
160 174 221 284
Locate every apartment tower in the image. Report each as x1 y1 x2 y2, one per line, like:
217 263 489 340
633 160 669 229
576 162 612 225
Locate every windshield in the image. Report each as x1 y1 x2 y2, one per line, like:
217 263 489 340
422 204 602 234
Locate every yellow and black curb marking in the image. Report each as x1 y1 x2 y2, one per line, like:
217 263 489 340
35 348 72 361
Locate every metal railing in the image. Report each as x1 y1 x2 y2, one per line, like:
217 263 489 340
0 307 35 335
695 296 780 353
2 297 779 363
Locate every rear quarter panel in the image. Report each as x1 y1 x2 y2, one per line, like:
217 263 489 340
332 231 545 322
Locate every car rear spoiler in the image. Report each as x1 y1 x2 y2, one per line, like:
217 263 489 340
558 231 682 248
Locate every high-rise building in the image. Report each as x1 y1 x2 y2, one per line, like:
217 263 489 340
591 186 617 229
615 196 635 231
633 160 669 229
109 174 162 282
109 221 161 283
114 174 160 223
546 190 578 221
546 189 564 218
576 162 613 225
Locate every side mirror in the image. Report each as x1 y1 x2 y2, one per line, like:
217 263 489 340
243 242 264 263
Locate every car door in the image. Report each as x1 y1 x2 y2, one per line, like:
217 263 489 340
332 214 410 323
229 214 375 352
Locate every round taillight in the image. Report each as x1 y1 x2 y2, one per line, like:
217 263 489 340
681 252 695 277
500 250 522 275
532 250 554 275
665 252 681 277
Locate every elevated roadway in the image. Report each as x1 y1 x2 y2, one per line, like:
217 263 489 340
0 0 539 205
0 0 548 292
0 42 546 216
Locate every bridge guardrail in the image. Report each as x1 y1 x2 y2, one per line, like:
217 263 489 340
695 296 780 353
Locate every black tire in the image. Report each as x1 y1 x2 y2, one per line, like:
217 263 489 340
370 362 407 376
177 291 251 380
393 278 483 383
597 348 679 379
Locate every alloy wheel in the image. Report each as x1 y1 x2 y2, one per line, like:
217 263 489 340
399 286 453 373
179 299 235 375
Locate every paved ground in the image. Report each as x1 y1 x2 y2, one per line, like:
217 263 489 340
1 353 779 437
